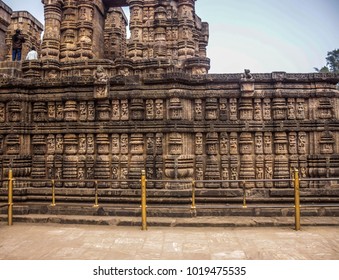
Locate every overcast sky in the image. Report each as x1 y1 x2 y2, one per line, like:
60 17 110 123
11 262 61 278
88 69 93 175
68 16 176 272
3 0 339 73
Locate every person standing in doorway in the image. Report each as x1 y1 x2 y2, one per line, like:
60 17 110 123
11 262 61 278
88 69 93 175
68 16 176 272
25 46 38 60
12 29 25 61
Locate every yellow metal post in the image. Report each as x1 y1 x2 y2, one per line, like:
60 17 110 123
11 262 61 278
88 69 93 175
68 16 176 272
51 179 56 206
294 169 301 231
242 181 247 208
191 180 197 217
8 168 13 226
93 180 99 208
141 170 147 230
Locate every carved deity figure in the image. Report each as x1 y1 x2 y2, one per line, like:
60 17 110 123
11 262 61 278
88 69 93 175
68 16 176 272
121 134 128 154
231 167 238 180
265 165 273 179
297 101 305 119
263 99 271 120
264 133 273 154
222 167 229 180
287 99 296 119
195 133 203 155
121 101 129 120
255 133 263 154
155 100 163 119
289 133 297 154
298 133 307 154
230 133 238 155
94 66 108 83
220 133 228 154
79 28 92 44
230 98 237 120
254 100 262 120
196 167 203 180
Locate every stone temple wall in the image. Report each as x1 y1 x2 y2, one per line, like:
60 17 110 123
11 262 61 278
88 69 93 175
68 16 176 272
0 0 339 207
0 1 12 61
0 71 339 204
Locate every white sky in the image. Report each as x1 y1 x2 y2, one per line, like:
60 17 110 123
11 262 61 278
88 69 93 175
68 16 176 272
3 0 339 73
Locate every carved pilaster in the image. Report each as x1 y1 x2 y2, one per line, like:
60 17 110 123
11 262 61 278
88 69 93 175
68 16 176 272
33 102 47 122
169 98 182 120
220 132 228 155
95 134 110 187
131 99 144 120
97 100 111 121
32 135 47 187
129 134 145 188
60 1 77 61
272 98 287 120
239 99 253 121
219 98 228 121
194 99 203 120
273 132 289 187
41 0 62 62
64 100 78 121
205 98 218 120
205 132 220 188
239 133 255 188
63 134 78 187
229 98 238 121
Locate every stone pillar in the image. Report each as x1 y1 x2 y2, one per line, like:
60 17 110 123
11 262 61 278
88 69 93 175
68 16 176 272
153 5 167 59
127 0 144 60
177 0 195 60
31 135 47 187
239 133 255 188
129 134 145 188
60 0 77 61
273 132 289 187
0 2 12 61
104 8 127 60
205 132 220 188
95 134 111 187
63 134 78 187
75 1 95 59
41 0 63 62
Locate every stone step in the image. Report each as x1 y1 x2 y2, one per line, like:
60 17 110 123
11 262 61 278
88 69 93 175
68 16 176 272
1 203 339 218
1 214 339 228
1 187 339 204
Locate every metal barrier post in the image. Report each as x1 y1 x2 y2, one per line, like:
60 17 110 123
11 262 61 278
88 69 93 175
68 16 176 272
51 179 56 207
191 180 196 216
242 181 247 208
294 169 301 231
93 180 99 208
141 170 147 230
8 167 13 226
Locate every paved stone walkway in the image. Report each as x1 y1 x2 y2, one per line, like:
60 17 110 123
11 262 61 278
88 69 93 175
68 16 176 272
0 222 338 260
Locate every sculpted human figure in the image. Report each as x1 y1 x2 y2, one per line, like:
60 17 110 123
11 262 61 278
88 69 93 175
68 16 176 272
288 100 296 119
94 66 108 83
79 28 92 43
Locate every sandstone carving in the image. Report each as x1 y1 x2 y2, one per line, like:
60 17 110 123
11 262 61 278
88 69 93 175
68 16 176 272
0 1 338 207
